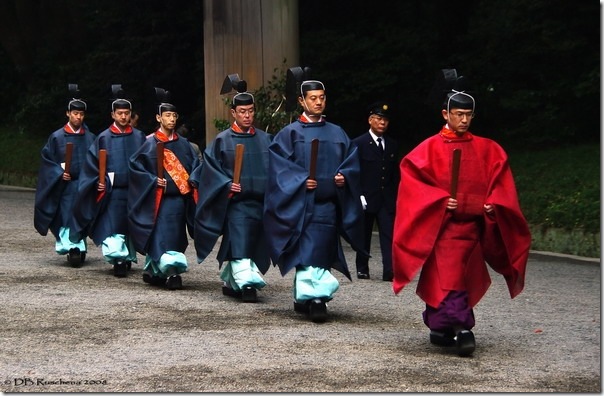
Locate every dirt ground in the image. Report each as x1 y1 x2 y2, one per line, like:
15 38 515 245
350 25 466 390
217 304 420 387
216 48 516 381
0 186 600 393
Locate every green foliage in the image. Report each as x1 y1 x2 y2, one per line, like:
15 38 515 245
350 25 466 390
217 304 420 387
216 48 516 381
299 0 599 146
510 144 600 235
213 118 231 133
214 63 297 135
212 96 232 132
252 64 297 135
0 0 599 149
0 128 46 188
529 225 600 258
0 0 204 137
462 0 600 148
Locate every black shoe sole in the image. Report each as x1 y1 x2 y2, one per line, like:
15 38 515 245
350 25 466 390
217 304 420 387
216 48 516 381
166 275 183 290
430 330 456 347
222 286 242 298
113 261 128 278
241 287 258 303
294 301 309 313
143 272 166 286
67 249 84 268
309 299 328 323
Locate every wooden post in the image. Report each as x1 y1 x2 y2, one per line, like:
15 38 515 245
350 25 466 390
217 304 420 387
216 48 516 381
203 0 299 144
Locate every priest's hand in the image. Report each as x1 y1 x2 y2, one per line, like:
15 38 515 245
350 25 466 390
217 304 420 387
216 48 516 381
446 197 458 210
62 172 71 181
230 182 242 193
484 203 494 215
334 173 345 187
306 178 317 190
97 182 105 192
157 177 167 188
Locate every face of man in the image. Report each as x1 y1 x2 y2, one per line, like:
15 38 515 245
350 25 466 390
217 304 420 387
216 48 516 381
298 90 326 117
156 111 178 133
368 114 389 136
231 104 255 130
112 108 132 129
442 108 474 134
66 110 85 130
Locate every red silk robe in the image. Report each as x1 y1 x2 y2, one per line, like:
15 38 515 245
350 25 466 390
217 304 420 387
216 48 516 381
392 127 531 308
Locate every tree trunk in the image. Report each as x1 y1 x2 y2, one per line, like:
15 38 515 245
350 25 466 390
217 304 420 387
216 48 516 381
203 0 299 143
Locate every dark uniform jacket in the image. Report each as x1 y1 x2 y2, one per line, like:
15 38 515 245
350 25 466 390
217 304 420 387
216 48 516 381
353 131 400 214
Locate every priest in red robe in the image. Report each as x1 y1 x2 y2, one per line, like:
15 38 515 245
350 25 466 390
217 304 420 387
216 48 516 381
392 72 531 357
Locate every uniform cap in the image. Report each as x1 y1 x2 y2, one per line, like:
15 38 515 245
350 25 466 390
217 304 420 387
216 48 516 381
368 101 390 118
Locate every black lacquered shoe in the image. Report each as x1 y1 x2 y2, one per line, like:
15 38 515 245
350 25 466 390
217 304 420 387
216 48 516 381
113 261 128 278
241 286 258 303
455 330 476 357
142 272 166 286
309 299 328 323
166 274 183 290
294 301 309 313
356 272 370 280
67 248 82 267
429 329 456 347
222 286 242 298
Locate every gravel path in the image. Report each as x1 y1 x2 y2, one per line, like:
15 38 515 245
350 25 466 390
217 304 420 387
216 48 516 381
0 186 600 392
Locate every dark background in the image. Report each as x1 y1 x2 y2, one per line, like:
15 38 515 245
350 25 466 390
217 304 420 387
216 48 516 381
0 0 599 153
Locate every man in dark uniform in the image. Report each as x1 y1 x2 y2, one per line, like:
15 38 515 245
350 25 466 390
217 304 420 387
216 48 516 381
353 102 400 281
34 84 95 266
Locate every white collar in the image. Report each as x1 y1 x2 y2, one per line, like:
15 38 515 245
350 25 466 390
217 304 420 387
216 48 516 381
369 130 383 144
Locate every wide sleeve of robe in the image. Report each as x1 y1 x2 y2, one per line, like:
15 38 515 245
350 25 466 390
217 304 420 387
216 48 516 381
34 132 68 236
127 139 162 255
192 138 232 263
392 137 451 295
68 137 112 244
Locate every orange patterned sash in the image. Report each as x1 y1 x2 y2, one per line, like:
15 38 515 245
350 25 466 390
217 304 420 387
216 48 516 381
163 149 191 195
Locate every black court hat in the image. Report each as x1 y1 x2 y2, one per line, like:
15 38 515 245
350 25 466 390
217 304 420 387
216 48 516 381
444 89 475 111
232 92 254 107
220 73 254 108
111 84 132 111
427 69 475 111
67 83 87 111
285 66 323 112
154 87 177 114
